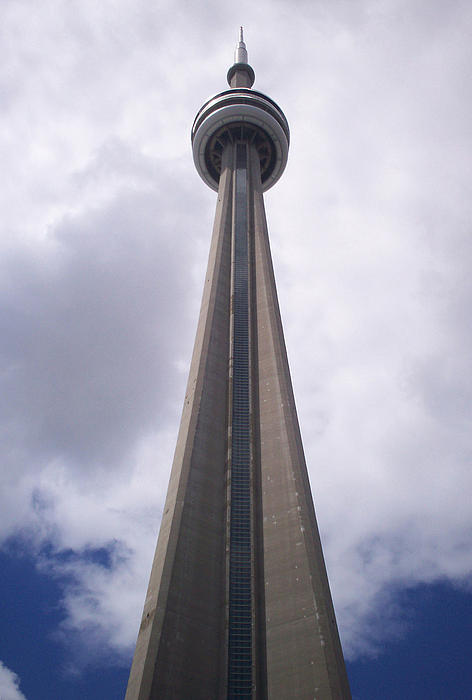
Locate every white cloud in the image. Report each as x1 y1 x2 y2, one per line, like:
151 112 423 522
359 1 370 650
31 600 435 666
1 0 472 673
0 662 27 700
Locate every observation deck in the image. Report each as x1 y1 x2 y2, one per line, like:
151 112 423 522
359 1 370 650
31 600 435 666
191 33 289 192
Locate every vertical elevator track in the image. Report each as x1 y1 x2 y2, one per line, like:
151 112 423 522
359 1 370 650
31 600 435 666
228 142 252 698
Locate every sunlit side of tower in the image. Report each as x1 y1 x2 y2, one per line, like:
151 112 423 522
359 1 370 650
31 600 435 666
125 31 351 700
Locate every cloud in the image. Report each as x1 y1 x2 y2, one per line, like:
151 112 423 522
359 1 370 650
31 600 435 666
0 662 27 700
261 0 472 655
0 140 204 523
1 0 472 675
0 137 206 664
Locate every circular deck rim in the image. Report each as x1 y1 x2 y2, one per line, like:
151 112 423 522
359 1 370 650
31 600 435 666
192 88 289 192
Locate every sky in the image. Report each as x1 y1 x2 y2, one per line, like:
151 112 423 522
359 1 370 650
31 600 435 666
1 1 472 698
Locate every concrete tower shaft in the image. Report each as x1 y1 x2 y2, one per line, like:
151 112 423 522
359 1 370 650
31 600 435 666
125 33 351 700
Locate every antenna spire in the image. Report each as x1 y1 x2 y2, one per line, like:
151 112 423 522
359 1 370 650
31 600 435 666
227 27 255 88
234 26 248 64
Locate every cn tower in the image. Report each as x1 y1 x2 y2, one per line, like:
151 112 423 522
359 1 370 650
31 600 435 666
126 30 351 699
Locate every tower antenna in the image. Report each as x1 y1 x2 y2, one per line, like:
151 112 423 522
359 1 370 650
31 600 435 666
227 25 255 88
235 26 248 64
